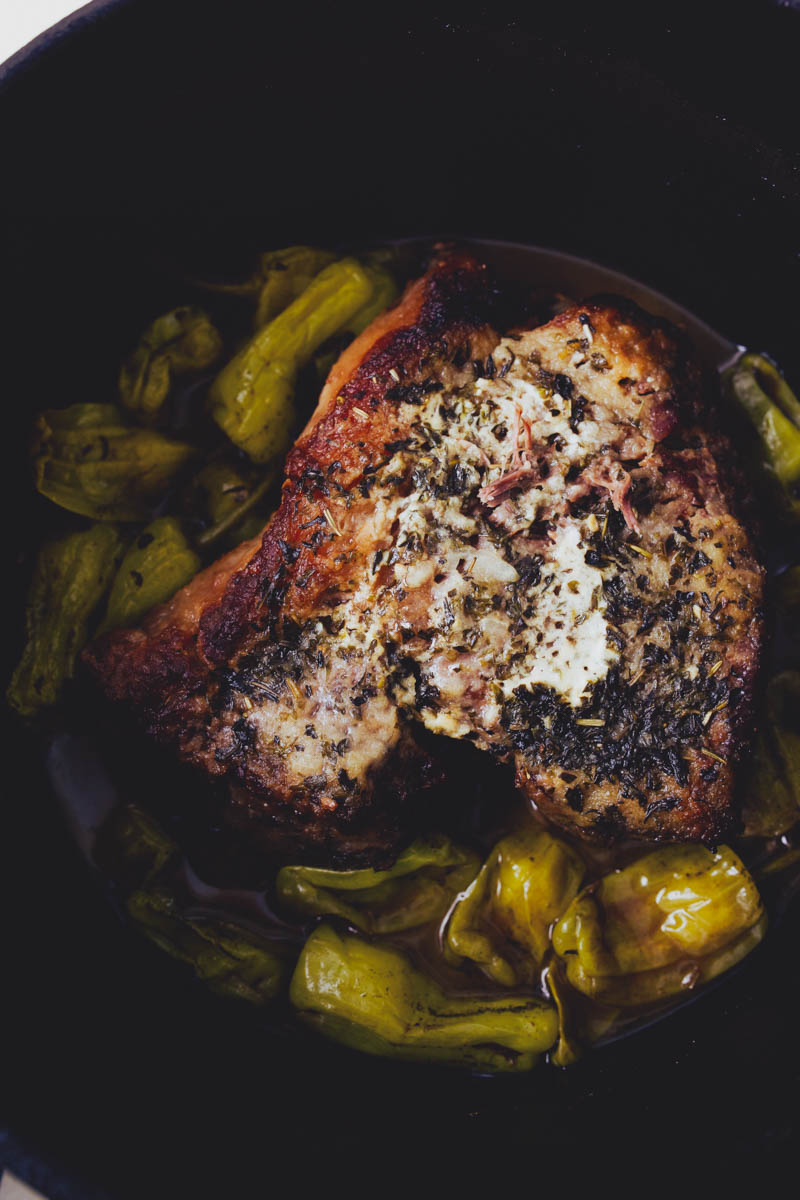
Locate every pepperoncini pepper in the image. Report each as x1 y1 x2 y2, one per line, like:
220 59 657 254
192 459 277 550
444 826 585 986
252 246 338 329
543 961 619 1068
276 837 480 933
552 844 766 1006
95 804 287 1003
742 671 800 838
127 887 286 1005
119 307 223 423
311 262 400 383
33 404 195 520
290 924 558 1071
100 516 201 631
93 802 177 893
7 523 124 715
723 352 800 520
345 261 399 335
209 258 374 462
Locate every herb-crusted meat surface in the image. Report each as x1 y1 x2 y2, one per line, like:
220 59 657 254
85 250 763 861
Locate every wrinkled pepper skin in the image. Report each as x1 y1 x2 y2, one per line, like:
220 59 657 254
553 844 766 1006
290 924 558 1071
7 523 124 715
33 403 195 520
127 887 286 1005
195 460 253 527
743 671 800 837
192 460 277 550
210 258 374 462
253 246 337 328
93 802 177 893
445 827 585 986
543 962 618 1068
276 837 479 933
119 307 223 423
101 517 201 631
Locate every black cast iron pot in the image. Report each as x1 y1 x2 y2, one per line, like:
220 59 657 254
2 4 799 1194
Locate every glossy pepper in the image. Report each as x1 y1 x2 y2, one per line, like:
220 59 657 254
742 671 800 837
345 261 399 335
33 403 195 520
553 844 766 1006
290 924 558 1072
209 258 374 462
445 826 585 986
7 523 124 715
723 352 800 519
276 837 480 933
119 307 223 423
311 262 400 383
100 516 201 631
543 961 618 1068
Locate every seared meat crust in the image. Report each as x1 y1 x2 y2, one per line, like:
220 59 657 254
85 250 497 863
85 251 763 861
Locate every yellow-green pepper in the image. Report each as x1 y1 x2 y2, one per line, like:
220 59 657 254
346 261 399 335
776 564 800 613
553 844 766 1006
252 246 337 328
120 307 222 423
290 924 558 1071
740 351 800 427
742 671 800 837
225 509 272 547
93 802 177 893
543 961 618 1068
7 523 124 715
195 460 252 526
209 258 374 462
276 837 480 933
192 460 277 550
445 826 585 986
313 263 399 382
100 516 201 631
128 887 287 1005
723 352 800 518
33 404 195 520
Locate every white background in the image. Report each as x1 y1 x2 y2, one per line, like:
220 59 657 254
2 1 89 67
